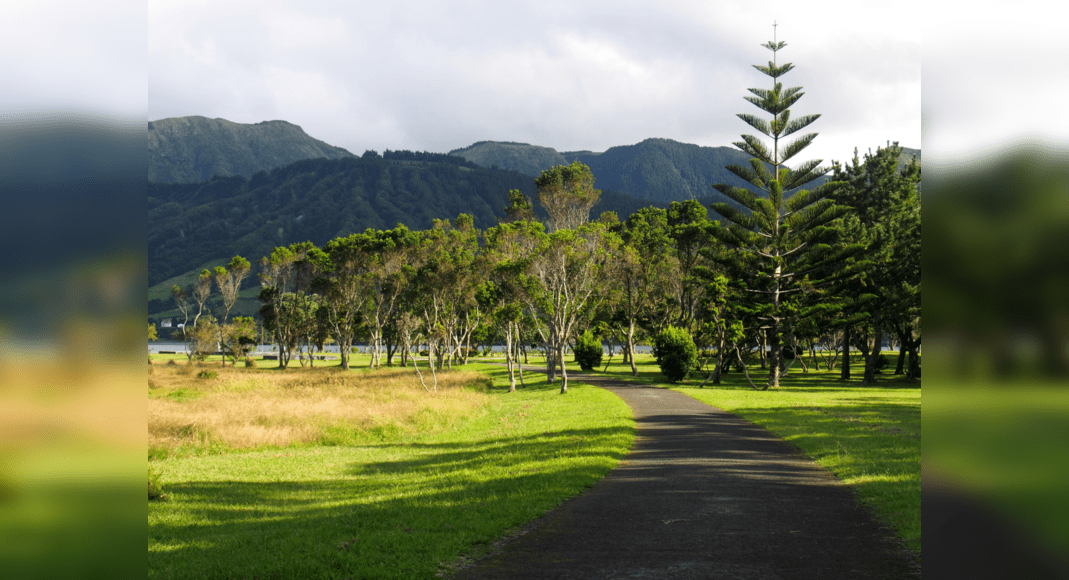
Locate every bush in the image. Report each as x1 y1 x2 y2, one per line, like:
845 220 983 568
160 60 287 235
197 370 217 380
653 326 698 383
148 466 166 501
573 331 603 371
244 356 257 368
874 354 890 373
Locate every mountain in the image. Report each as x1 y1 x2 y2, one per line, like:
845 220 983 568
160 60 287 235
448 141 572 176
148 152 664 288
148 116 356 183
451 138 774 202
451 139 920 203
577 138 767 202
899 147 921 166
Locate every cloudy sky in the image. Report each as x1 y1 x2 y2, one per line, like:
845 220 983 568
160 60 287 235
146 0 921 165
2 1 1063 166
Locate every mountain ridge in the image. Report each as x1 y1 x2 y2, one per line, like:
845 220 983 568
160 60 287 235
148 116 356 183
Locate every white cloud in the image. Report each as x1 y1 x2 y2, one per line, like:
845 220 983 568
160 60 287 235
144 0 922 162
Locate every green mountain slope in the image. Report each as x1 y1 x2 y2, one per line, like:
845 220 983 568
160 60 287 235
448 141 571 176
450 138 919 203
148 153 663 288
451 138 774 202
148 116 356 183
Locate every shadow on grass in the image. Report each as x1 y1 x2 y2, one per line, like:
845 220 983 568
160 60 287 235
349 426 633 475
148 425 632 580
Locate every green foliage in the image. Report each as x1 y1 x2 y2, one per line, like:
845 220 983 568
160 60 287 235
535 161 601 232
148 467 166 501
653 326 698 382
707 34 860 389
573 330 604 371
874 354 890 373
221 316 258 364
196 370 217 380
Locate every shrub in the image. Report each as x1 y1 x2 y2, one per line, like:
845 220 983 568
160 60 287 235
148 466 166 501
244 356 257 368
197 370 217 380
573 330 603 371
653 326 698 383
874 354 890 373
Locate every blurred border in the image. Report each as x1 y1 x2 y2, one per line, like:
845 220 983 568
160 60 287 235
0 112 146 577
923 7 1069 576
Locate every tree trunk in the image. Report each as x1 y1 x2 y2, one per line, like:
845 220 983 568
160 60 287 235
546 326 557 383
713 335 724 385
768 325 781 388
626 320 638 376
428 341 437 391
907 338 921 382
895 325 908 375
558 341 568 394
505 323 516 392
840 326 851 380
515 325 526 388
862 314 881 386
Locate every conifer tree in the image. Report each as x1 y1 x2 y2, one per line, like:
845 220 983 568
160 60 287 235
709 28 857 389
831 143 921 385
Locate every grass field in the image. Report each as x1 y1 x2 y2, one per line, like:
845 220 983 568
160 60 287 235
148 349 921 576
147 357 634 579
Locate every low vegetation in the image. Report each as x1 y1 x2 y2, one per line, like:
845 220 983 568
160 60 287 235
148 358 634 579
149 362 493 459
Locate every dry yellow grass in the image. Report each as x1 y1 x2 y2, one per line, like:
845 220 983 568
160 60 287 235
148 363 492 452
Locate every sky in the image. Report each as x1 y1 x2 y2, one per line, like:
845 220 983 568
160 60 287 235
144 0 922 165
1 1 1064 164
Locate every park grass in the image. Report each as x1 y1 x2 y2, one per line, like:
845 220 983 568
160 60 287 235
148 360 634 579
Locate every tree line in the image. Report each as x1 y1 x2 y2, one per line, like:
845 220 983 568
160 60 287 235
159 35 920 392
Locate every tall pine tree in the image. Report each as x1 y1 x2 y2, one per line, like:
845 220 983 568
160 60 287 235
709 29 857 389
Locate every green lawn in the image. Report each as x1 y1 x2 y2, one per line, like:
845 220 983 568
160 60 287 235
148 362 634 579
148 350 921 576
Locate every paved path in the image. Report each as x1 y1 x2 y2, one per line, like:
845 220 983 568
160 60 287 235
454 370 919 579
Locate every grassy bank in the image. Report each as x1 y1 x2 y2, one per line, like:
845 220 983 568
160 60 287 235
148 359 634 579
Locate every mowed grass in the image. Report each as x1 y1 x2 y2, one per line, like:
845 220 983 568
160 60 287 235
520 351 921 559
147 358 634 579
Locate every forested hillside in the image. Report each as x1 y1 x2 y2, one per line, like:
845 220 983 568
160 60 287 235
148 152 666 287
447 141 573 176
452 138 786 202
148 116 356 183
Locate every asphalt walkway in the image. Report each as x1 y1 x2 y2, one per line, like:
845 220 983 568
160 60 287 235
453 370 919 579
